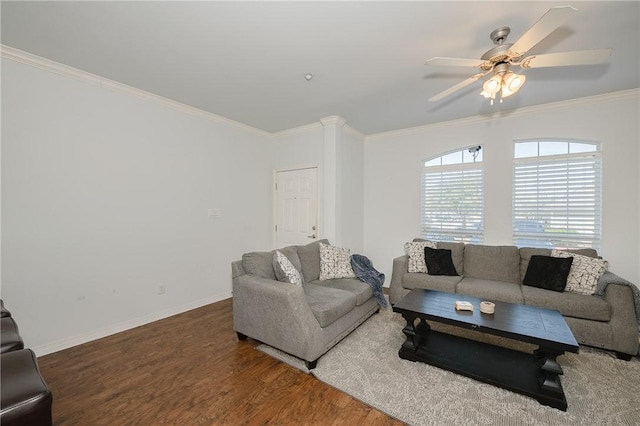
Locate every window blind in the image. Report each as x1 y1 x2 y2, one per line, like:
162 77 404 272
421 164 483 243
513 153 602 249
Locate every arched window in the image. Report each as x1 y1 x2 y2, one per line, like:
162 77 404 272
421 146 484 243
512 139 602 249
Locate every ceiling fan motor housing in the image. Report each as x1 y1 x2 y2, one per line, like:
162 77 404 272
490 27 511 45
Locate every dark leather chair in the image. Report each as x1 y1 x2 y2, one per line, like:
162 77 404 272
0 300 53 426
0 349 52 426
1 317 25 353
1 299 12 317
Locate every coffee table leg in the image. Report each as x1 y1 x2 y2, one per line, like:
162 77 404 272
401 314 430 352
534 349 568 411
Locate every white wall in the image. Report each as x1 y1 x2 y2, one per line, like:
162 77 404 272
364 90 640 285
1 58 273 354
271 123 324 172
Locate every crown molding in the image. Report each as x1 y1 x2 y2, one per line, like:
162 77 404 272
343 124 365 141
0 45 271 138
366 88 640 141
270 121 323 138
271 120 365 142
5 45 636 142
320 115 347 128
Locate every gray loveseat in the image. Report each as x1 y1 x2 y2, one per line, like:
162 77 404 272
390 240 639 359
232 239 379 369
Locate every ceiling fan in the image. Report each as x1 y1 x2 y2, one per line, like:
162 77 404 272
426 6 612 104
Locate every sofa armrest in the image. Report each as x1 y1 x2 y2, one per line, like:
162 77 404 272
598 270 635 289
389 255 409 305
231 260 246 279
599 271 639 356
232 274 320 358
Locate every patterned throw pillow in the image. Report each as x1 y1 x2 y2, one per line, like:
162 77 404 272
551 249 609 295
273 250 303 286
319 243 355 280
404 240 437 273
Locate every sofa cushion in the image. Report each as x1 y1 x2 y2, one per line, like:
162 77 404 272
278 246 302 271
303 283 356 327
242 251 276 280
319 243 355 280
424 247 458 276
311 278 373 306
522 255 573 292
403 273 462 294
296 239 329 282
522 285 611 321
405 240 437 273
436 241 465 275
551 250 609 295
463 244 520 283
455 278 524 304
273 250 303 286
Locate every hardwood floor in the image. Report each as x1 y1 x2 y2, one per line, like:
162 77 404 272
37 298 404 425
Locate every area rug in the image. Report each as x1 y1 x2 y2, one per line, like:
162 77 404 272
257 306 640 425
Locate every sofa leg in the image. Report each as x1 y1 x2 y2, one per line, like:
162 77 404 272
305 359 318 370
615 351 633 361
236 332 248 341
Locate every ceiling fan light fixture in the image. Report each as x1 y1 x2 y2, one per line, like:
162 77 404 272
482 75 502 94
480 89 496 105
501 72 527 98
505 72 526 91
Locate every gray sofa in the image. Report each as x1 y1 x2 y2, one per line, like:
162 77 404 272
390 240 639 359
232 239 379 369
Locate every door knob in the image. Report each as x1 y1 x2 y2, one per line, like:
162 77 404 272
308 234 316 239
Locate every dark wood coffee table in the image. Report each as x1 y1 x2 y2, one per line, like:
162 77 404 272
392 289 579 411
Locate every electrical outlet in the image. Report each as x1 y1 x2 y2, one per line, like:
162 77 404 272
158 284 166 295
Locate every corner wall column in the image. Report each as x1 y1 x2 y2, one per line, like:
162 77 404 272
320 115 346 246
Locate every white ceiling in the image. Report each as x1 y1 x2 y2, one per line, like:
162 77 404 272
2 1 638 135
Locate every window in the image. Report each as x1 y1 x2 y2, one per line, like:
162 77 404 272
421 147 483 243
513 139 601 249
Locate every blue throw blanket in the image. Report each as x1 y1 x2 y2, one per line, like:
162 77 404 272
351 254 388 308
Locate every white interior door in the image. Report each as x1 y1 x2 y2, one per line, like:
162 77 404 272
275 168 318 247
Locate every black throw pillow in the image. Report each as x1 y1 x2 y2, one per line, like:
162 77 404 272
523 255 573 292
424 247 458 276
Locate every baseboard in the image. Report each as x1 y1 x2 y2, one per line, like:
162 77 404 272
32 292 232 357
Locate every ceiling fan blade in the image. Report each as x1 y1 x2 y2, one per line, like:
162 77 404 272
509 6 578 58
428 72 489 102
425 57 487 68
520 48 612 68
